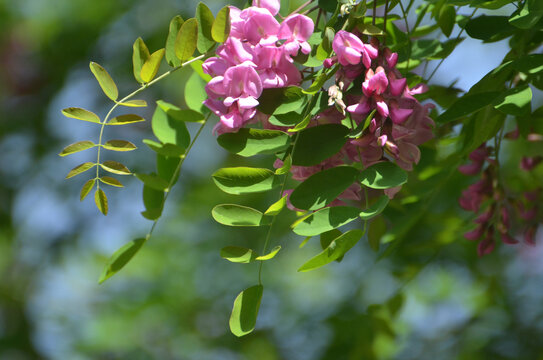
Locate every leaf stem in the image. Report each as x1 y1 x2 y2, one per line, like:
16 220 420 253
398 0 412 75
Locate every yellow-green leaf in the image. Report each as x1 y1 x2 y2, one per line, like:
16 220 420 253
100 161 131 175
102 140 137 152
89 62 118 101
229 285 263 337
220 246 259 263
61 107 101 124
175 18 198 62
264 196 287 216
100 176 124 187
94 188 108 215
66 162 96 179
132 37 150 84
107 114 145 125
80 179 95 201
141 48 165 83
59 140 96 156
166 16 184 67
116 99 148 108
212 6 231 42
196 2 215 53
255 246 281 261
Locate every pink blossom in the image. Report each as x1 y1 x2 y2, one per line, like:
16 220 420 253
252 0 280 15
278 14 314 55
241 7 280 45
332 30 377 67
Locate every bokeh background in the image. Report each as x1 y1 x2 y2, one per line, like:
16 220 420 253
1 0 542 359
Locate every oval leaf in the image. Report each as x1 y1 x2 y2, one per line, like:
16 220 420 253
100 176 124 188
62 107 101 124
132 37 150 83
290 166 359 210
59 140 96 156
212 6 231 42
141 48 165 83
264 195 287 216
116 99 148 108
99 238 146 284
438 5 456 37
94 188 108 215
102 140 137 152
175 18 198 62
437 91 500 123
166 16 184 67
184 72 207 111
80 179 95 201
212 204 269 226
292 124 349 166
292 206 360 237
492 85 532 116
157 100 204 122
151 106 191 148
89 62 118 101
220 246 259 263
229 285 263 337
142 185 164 220
135 173 169 191
100 161 131 175
255 246 281 261
212 167 278 195
298 229 364 272
143 139 185 157
66 162 96 179
360 162 408 189
217 129 291 157
359 195 389 220
108 114 145 125
196 2 215 53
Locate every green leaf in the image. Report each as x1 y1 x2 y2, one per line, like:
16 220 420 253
175 18 198 62
290 166 359 211
360 162 408 189
89 62 118 101
513 54 543 75
258 86 307 115
316 27 335 59
156 100 204 122
212 167 278 195
256 246 281 261
360 195 389 220
184 72 207 112
437 91 500 123
213 204 269 226
108 114 145 125
143 139 185 157
102 140 137 152
509 0 543 29
493 85 532 116
156 154 180 183
264 196 287 216
132 37 150 84
140 48 165 83
298 229 364 272
116 99 148 108
287 114 311 133
217 129 291 157
349 109 376 138
94 188 108 215
99 176 124 188
438 5 456 37
299 236 311 248
229 285 263 337
66 162 96 179
292 206 361 237
151 106 191 149
275 155 292 175
59 140 96 156
358 23 385 36
190 59 212 82
303 67 338 95
136 173 170 191
99 238 146 284
166 16 184 67
212 6 231 42
465 16 515 42
292 124 349 166
100 161 131 175
80 179 95 201
196 2 215 53
220 246 259 263
141 185 164 220
368 216 386 252
62 107 101 124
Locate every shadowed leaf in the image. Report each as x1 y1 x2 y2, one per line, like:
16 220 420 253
229 285 263 337
99 238 146 284
80 179 95 201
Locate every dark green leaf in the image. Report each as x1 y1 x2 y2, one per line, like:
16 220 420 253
99 238 146 284
303 67 337 94
287 114 311 133
290 166 359 211
258 86 306 115
196 2 215 53
509 0 543 29
212 6 231 42
140 48 165 83
292 206 361 237
66 162 96 179
141 185 164 220
99 176 124 188
100 161 131 175
132 37 150 83
493 85 532 116
89 62 118 101
62 107 101 124
229 285 263 337
360 195 389 220
465 16 515 42
108 114 145 125
59 140 96 156
80 179 95 201
156 154 180 183
156 100 204 122
220 246 259 263
217 129 291 157
136 173 170 191
143 139 185 157
513 54 543 75
166 16 184 67
437 91 500 123
175 18 198 62
438 5 456 37
102 140 137 152
368 216 386 252
360 162 408 189
292 124 349 166
151 106 191 149
94 188 108 215
212 167 278 195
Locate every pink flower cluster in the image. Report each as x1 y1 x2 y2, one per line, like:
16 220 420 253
202 0 314 134
459 143 541 255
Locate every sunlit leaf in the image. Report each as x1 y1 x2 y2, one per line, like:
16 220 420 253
493 85 532 116
256 246 281 261
94 188 108 215
132 37 150 83
61 107 101 124
292 206 361 237
292 124 349 166
275 155 292 175
212 204 269 226
89 62 118 101
359 195 389 220
290 166 359 210
298 230 364 272
156 100 204 122
212 6 230 42
100 161 131 175
151 106 191 148
59 140 96 156
359 162 408 189
166 15 184 67
217 129 291 157
102 140 137 152
116 99 148 108
99 238 146 284
287 114 311 133
184 72 207 112
140 48 165 83
80 179 95 201
66 162 96 179
264 195 287 216
175 18 198 62
220 246 259 263
509 0 543 29
190 59 213 82
100 176 124 188
229 285 263 337
196 2 215 53
212 167 278 195
135 173 170 191
108 114 145 125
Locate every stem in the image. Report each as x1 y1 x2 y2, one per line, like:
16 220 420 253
95 54 207 189
302 4 320 16
398 0 412 75
372 0 377 25
283 0 314 18
383 0 389 45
